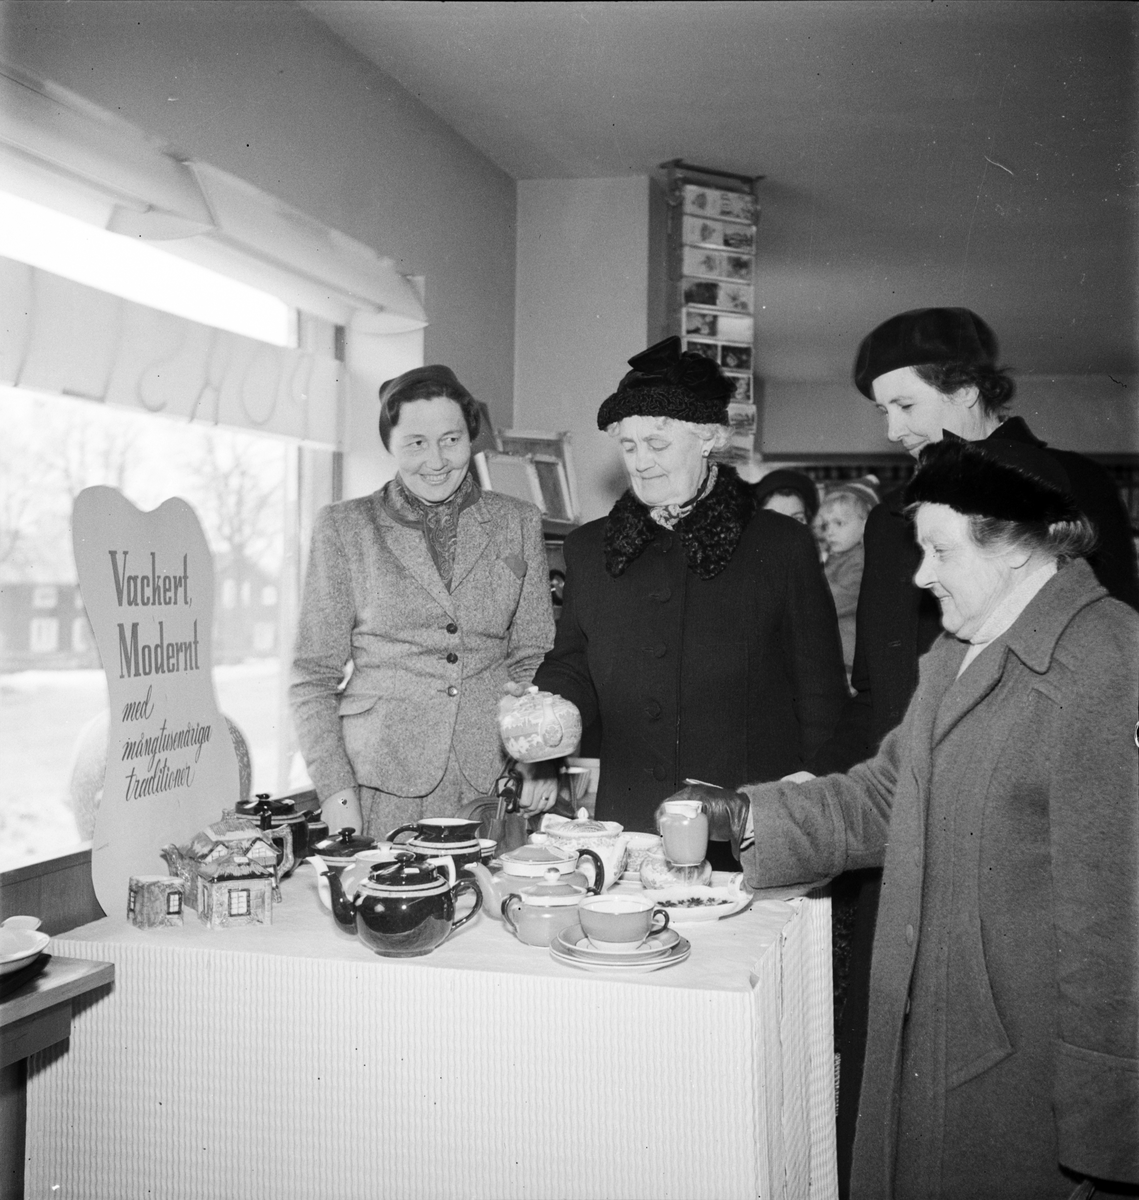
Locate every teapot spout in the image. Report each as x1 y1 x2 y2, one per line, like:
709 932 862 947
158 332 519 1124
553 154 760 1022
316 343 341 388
463 860 503 920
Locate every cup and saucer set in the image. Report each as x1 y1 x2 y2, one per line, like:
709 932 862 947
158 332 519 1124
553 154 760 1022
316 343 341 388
548 893 691 973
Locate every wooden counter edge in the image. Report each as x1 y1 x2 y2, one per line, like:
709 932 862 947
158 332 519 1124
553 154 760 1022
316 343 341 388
1 956 115 1030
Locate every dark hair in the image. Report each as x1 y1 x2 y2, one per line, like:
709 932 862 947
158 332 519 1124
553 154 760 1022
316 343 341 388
377 365 481 450
966 513 1097 563
911 361 1015 419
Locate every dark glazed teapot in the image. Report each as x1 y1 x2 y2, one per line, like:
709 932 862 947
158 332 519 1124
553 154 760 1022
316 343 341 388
353 852 482 957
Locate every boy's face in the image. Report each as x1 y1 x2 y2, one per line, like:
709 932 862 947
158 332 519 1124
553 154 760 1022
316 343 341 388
819 501 866 555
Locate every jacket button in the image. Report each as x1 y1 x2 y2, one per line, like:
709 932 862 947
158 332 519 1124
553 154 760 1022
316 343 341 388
446 652 458 664
652 765 668 781
905 924 915 946
644 701 662 719
446 686 458 697
446 622 458 634
651 643 667 658
658 535 673 553
652 587 672 603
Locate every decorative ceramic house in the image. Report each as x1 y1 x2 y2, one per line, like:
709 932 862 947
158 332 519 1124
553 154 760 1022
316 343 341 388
161 822 281 920
194 831 279 928
127 874 185 928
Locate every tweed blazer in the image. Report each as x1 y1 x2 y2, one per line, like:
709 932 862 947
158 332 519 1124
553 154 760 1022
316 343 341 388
742 559 1139 1199
291 484 554 800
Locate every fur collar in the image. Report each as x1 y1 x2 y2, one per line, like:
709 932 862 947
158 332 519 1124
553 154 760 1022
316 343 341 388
603 467 756 580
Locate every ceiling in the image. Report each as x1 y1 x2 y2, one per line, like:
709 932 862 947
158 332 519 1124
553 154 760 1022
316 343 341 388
304 0 1138 386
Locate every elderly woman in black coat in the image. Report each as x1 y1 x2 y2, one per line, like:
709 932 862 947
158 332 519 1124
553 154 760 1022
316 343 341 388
517 337 848 851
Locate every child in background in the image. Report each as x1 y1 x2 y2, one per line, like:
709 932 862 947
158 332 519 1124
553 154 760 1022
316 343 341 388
817 480 877 683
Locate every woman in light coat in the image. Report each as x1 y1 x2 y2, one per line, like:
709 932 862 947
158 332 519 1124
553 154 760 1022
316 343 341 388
668 437 1139 1199
291 365 554 838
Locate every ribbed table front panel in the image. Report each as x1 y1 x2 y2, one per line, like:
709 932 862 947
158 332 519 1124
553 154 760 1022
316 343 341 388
26 884 836 1200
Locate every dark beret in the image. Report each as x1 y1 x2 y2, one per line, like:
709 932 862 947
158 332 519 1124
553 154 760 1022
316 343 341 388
853 308 998 398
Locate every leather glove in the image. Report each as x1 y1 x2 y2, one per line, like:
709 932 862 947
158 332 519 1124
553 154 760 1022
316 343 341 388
655 784 751 862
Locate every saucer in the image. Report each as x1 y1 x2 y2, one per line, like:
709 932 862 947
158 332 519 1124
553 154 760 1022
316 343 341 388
555 924 679 962
549 933 690 973
0 928 49 976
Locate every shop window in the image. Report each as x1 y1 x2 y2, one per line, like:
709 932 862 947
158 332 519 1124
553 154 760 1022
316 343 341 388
0 386 331 870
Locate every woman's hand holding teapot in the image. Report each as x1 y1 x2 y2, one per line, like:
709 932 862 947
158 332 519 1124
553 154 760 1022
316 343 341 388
517 759 561 815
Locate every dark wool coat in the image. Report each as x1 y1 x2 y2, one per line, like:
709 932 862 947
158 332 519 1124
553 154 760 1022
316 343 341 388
533 470 848 833
812 416 1139 774
742 560 1139 1200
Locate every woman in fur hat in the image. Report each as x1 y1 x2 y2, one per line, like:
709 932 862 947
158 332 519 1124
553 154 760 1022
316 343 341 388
666 437 1139 1199
518 337 848 856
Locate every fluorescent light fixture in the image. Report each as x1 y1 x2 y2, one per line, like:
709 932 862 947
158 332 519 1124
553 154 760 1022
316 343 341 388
0 190 293 346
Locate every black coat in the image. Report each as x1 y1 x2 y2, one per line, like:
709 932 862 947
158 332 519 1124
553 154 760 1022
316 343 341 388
811 416 1139 773
533 470 849 833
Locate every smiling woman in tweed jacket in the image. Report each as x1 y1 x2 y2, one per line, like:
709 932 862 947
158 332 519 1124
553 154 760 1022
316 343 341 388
291 366 554 839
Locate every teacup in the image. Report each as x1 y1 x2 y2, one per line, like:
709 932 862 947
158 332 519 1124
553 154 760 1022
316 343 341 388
578 893 669 952
657 800 709 867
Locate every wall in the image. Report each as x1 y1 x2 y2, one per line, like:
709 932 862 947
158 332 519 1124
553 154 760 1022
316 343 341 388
3 0 518 497
761 375 1139 458
514 177 665 523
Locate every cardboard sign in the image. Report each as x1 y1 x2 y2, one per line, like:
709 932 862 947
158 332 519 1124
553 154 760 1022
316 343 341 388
72 486 239 914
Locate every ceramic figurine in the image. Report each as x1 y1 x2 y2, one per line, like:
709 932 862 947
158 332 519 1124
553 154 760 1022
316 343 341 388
127 875 185 928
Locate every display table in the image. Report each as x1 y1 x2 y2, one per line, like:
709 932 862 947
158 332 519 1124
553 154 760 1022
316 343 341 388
26 870 835 1200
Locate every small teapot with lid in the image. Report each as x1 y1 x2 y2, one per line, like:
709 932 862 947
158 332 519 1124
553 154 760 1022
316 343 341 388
465 843 603 919
498 687 583 763
353 852 482 957
501 870 588 947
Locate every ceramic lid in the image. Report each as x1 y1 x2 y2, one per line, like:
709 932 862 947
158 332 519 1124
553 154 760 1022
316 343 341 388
361 854 449 894
310 826 377 859
516 870 586 907
237 793 297 820
499 844 573 871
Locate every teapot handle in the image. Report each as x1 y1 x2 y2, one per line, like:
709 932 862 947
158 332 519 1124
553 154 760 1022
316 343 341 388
448 877 482 933
387 824 418 844
576 848 605 894
501 894 521 934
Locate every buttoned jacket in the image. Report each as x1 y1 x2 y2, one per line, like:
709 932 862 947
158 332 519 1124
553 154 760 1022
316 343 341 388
743 560 1139 1199
291 485 554 800
534 503 848 833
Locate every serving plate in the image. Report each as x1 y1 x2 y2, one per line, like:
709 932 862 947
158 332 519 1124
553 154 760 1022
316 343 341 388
641 874 754 923
549 930 691 973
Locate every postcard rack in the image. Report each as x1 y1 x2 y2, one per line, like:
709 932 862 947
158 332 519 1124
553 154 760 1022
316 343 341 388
660 159 764 462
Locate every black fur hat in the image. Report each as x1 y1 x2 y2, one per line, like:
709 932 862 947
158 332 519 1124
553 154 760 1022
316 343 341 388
854 307 998 398
904 436 1080 525
597 336 734 429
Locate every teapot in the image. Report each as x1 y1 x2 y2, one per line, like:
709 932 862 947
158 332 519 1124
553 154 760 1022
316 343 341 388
311 846 400 928
501 871 588 947
353 852 482 957
498 687 583 763
538 810 628 889
465 843 603 919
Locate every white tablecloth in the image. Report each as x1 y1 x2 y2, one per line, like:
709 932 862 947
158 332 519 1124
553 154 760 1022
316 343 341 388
26 870 836 1200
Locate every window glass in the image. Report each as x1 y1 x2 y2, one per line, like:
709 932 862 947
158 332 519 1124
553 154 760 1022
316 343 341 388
0 385 317 870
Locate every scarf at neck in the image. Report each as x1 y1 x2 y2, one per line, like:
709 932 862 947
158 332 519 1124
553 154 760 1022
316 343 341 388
385 472 477 591
648 463 719 529
603 467 755 580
